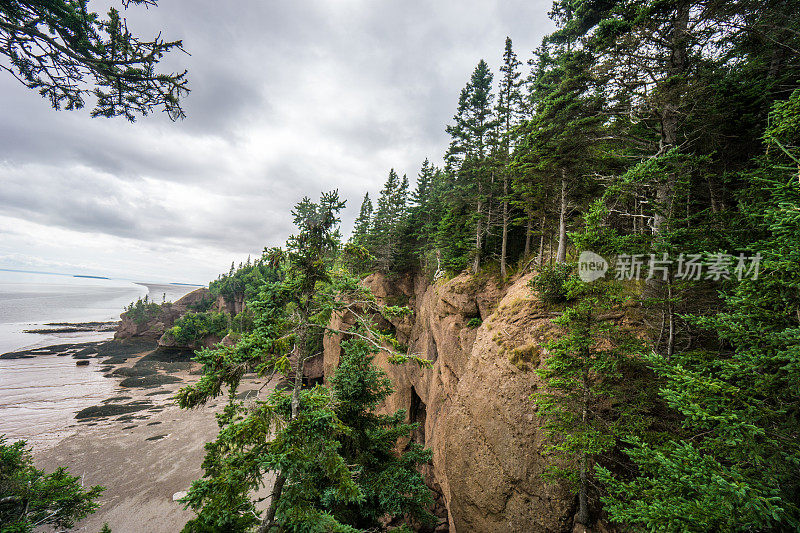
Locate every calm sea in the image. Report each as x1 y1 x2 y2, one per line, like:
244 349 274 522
0 270 197 449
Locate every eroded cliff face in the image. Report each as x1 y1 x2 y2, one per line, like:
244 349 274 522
323 272 576 533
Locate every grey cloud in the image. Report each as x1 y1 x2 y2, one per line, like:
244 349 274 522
0 0 555 281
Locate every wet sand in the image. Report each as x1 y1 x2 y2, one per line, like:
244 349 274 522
8 340 274 532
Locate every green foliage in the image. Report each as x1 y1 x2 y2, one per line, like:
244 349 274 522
326 339 435 529
533 279 648 523
0 437 104 532
530 263 573 304
174 4 800 528
209 255 278 306
124 295 163 326
363 169 410 272
598 88 800 531
166 311 230 345
178 192 433 532
466 317 482 329
350 193 374 250
0 0 188 120
188 293 217 313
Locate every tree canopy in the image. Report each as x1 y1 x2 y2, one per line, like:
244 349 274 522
0 0 189 120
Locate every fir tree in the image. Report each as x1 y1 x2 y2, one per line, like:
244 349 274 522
0 437 104 532
444 60 496 274
0 1 189 120
371 169 409 272
177 191 431 532
327 338 435 529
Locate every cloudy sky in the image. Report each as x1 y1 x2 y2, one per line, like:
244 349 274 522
0 0 554 284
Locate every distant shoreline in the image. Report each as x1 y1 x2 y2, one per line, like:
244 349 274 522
0 268 205 287
134 282 205 290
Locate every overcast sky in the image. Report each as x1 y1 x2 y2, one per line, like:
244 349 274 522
0 0 554 284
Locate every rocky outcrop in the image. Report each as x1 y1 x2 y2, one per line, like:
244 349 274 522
323 272 576 533
115 288 211 341
215 293 245 315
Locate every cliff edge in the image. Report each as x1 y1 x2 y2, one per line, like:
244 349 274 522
324 272 576 533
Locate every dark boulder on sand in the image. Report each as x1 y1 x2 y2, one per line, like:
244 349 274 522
119 374 182 389
75 401 152 419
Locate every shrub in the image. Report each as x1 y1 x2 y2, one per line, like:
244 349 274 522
124 295 162 325
466 317 482 329
530 263 574 304
166 311 230 345
188 293 216 312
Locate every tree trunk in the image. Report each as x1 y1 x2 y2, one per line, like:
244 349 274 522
500 175 509 278
473 191 483 275
666 278 675 361
653 2 689 235
258 473 286 533
524 209 533 258
556 173 568 263
258 318 308 532
538 215 546 267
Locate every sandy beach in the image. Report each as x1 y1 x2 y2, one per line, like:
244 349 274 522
7 340 273 533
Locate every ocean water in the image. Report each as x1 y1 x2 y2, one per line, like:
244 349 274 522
0 270 198 449
0 271 148 355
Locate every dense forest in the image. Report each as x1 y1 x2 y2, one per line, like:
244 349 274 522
172 1 800 531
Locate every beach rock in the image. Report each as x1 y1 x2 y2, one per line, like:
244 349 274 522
323 272 574 533
118 374 182 389
75 360 90 366
75 401 152 419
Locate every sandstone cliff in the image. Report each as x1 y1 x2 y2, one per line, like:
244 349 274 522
323 272 577 533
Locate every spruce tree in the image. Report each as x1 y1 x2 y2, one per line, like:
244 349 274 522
371 169 409 272
350 193 373 247
533 275 647 526
0 0 189 120
496 37 524 277
327 338 435 529
515 41 605 264
597 87 800 532
444 60 496 273
177 191 431 532
0 438 104 532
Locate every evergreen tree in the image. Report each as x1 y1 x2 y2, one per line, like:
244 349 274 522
0 0 189 120
515 36 606 265
444 60 496 273
597 87 800 532
533 275 647 526
371 169 409 272
0 437 104 532
177 191 431 532
496 37 524 277
326 338 435 529
350 193 373 247
396 158 441 274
